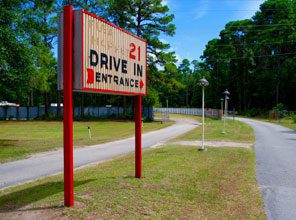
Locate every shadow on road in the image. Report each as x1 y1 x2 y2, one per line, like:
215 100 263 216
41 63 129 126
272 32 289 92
280 130 296 134
0 179 95 212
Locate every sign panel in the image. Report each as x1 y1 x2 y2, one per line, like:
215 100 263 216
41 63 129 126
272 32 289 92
58 10 147 96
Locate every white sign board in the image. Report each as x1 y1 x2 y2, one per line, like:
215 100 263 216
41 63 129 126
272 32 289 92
58 10 147 96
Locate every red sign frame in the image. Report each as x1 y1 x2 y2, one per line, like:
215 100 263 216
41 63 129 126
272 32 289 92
61 6 145 207
79 10 148 96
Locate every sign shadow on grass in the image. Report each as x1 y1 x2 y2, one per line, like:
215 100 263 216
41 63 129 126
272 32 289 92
0 179 95 212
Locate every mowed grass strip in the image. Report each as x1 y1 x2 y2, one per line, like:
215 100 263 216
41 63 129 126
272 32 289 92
154 112 200 121
174 117 255 143
0 146 265 219
258 117 296 131
0 120 173 163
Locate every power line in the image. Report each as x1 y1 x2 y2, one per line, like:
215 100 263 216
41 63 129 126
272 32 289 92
139 26 295 33
224 24 295 28
182 0 264 1
168 8 296 13
202 52 296 62
211 40 296 47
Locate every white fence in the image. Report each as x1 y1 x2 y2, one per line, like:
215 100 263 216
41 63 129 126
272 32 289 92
0 106 153 120
154 107 221 119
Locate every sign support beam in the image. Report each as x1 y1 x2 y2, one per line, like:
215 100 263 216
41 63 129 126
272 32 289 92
63 5 74 207
135 95 142 178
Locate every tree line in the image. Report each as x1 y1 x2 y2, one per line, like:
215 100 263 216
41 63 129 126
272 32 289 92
1 0 295 117
201 0 296 114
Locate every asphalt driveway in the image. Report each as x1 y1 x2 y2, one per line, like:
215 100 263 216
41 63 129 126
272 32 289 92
237 118 296 220
0 118 197 190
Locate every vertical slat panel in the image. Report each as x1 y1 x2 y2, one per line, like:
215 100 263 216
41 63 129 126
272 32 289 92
75 11 147 95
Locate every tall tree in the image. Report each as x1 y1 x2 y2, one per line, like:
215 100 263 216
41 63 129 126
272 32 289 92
70 0 177 109
0 0 36 105
24 0 58 115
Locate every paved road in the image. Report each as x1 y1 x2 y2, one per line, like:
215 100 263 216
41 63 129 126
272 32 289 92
0 118 197 190
237 118 296 220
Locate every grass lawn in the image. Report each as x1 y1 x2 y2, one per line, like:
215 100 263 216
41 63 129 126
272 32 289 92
154 112 199 121
0 120 174 163
174 117 254 143
0 145 265 219
260 118 296 131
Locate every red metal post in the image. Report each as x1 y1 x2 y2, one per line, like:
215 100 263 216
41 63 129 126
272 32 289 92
135 95 142 178
63 5 74 207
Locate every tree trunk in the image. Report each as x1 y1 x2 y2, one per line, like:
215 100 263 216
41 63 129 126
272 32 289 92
44 92 50 116
57 90 61 116
123 96 127 115
30 91 34 106
80 93 84 117
275 59 281 105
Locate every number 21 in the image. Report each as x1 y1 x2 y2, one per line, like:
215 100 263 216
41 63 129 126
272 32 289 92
129 43 141 61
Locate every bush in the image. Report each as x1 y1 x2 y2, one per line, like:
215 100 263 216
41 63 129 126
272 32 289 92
272 103 286 118
74 113 135 121
143 116 153 122
292 114 296 124
38 114 63 121
240 108 266 117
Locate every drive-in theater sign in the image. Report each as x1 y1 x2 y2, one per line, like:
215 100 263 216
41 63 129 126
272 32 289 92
58 5 147 206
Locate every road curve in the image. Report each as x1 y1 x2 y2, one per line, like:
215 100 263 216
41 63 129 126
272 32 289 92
0 118 197 190
237 117 296 220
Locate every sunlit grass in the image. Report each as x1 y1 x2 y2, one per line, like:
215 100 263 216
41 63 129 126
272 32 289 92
174 117 254 143
0 146 265 219
0 120 174 163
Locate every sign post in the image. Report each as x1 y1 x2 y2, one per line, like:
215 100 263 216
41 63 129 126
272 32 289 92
59 7 147 206
62 5 74 207
135 95 142 178
58 5 148 207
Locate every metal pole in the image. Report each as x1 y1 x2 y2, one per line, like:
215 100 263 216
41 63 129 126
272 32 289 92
63 5 74 207
135 95 142 178
202 86 205 150
88 126 92 140
225 98 228 121
220 99 223 120
233 107 235 120
222 97 226 134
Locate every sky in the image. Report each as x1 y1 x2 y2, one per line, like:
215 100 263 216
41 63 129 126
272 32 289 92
161 0 265 63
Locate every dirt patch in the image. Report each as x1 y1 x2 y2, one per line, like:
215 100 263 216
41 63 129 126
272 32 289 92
0 207 67 220
167 140 252 149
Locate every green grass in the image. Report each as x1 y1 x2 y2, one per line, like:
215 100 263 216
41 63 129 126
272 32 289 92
0 146 265 219
174 117 254 143
154 112 199 121
0 120 174 163
259 117 296 131
238 115 296 131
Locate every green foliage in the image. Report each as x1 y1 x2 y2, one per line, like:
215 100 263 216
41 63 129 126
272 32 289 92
38 114 63 121
273 103 285 112
292 114 296 124
240 109 267 117
74 113 135 121
2 0 296 113
0 0 36 104
201 0 296 111
144 87 160 107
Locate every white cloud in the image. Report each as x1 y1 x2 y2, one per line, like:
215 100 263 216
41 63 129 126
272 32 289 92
194 0 210 20
160 38 169 44
235 0 265 20
175 53 182 63
162 0 169 6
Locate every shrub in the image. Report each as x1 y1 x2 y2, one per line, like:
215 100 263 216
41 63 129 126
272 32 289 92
292 114 296 124
240 108 266 117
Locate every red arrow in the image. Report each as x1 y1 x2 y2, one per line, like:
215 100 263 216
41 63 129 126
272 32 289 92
140 79 144 89
86 68 94 84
